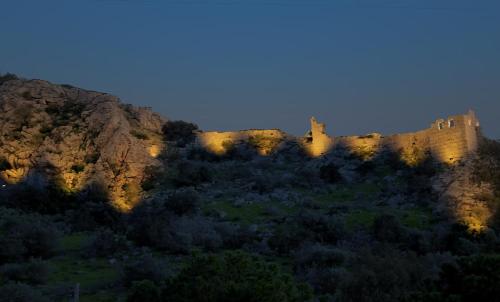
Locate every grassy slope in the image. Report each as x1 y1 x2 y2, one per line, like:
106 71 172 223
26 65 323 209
204 182 431 231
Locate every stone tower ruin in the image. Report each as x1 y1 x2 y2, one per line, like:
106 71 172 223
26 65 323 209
305 117 334 157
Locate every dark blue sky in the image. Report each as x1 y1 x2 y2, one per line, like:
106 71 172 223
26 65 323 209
1 0 499 138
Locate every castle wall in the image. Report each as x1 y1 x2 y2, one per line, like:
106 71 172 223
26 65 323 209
334 134 382 160
426 110 479 163
196 129 287 155
330 111 479 164
311 111 480 164
195 111 480 164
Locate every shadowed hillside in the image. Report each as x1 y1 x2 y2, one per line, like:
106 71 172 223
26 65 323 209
2 75 500 302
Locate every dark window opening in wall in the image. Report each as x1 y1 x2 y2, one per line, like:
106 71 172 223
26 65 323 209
438 122 444 130
449 119 456 128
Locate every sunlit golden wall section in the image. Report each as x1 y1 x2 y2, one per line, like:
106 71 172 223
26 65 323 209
196 129 287 156
427 110 480 164
195 111 480 165
334 134 382 161
303 117 334 157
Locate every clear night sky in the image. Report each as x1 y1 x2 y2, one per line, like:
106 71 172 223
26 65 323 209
1 0 499 138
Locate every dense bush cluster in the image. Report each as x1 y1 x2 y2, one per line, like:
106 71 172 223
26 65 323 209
127 191 258 254
127 251 313 302
162 120 199 147
0 208 58 301
0 178 75 214
0 208 60 263
269 211 345 255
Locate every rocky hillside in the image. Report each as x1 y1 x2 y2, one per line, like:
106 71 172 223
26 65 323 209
0 77 165 211
433 158 494 232
3 76 500 302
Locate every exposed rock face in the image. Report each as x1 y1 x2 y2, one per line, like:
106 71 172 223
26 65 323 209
0 79 165 211
433 159 493 232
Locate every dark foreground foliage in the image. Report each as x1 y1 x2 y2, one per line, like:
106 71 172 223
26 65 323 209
2 130 500 301
161 251 312 302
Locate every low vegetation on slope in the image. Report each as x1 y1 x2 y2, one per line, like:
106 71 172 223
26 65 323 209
1 77 500 302
1 129 500 302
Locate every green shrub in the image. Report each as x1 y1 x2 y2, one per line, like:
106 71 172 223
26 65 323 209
0 178 76 214
268 212 345 255
121 253 168 286
373 214 407 243
335 248 430 302
165 188 200 216
163 251 313 302
438 254 500 302
173 161 212 187
0 209 60 263
162 120 199 147
85 228 131 257
127 280 161 302
67 202 124 231
46 101 86 127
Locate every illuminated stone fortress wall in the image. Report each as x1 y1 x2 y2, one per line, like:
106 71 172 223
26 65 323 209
196 110 481 164
378 110 479 164
196 129 288 156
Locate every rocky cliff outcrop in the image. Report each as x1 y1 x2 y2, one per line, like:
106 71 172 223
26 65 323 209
0 78 165 211
433 158 493 232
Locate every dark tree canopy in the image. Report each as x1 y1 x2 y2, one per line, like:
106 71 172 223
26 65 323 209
162 120 199 147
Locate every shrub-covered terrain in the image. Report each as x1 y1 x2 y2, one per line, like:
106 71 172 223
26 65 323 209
1 121 500 301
